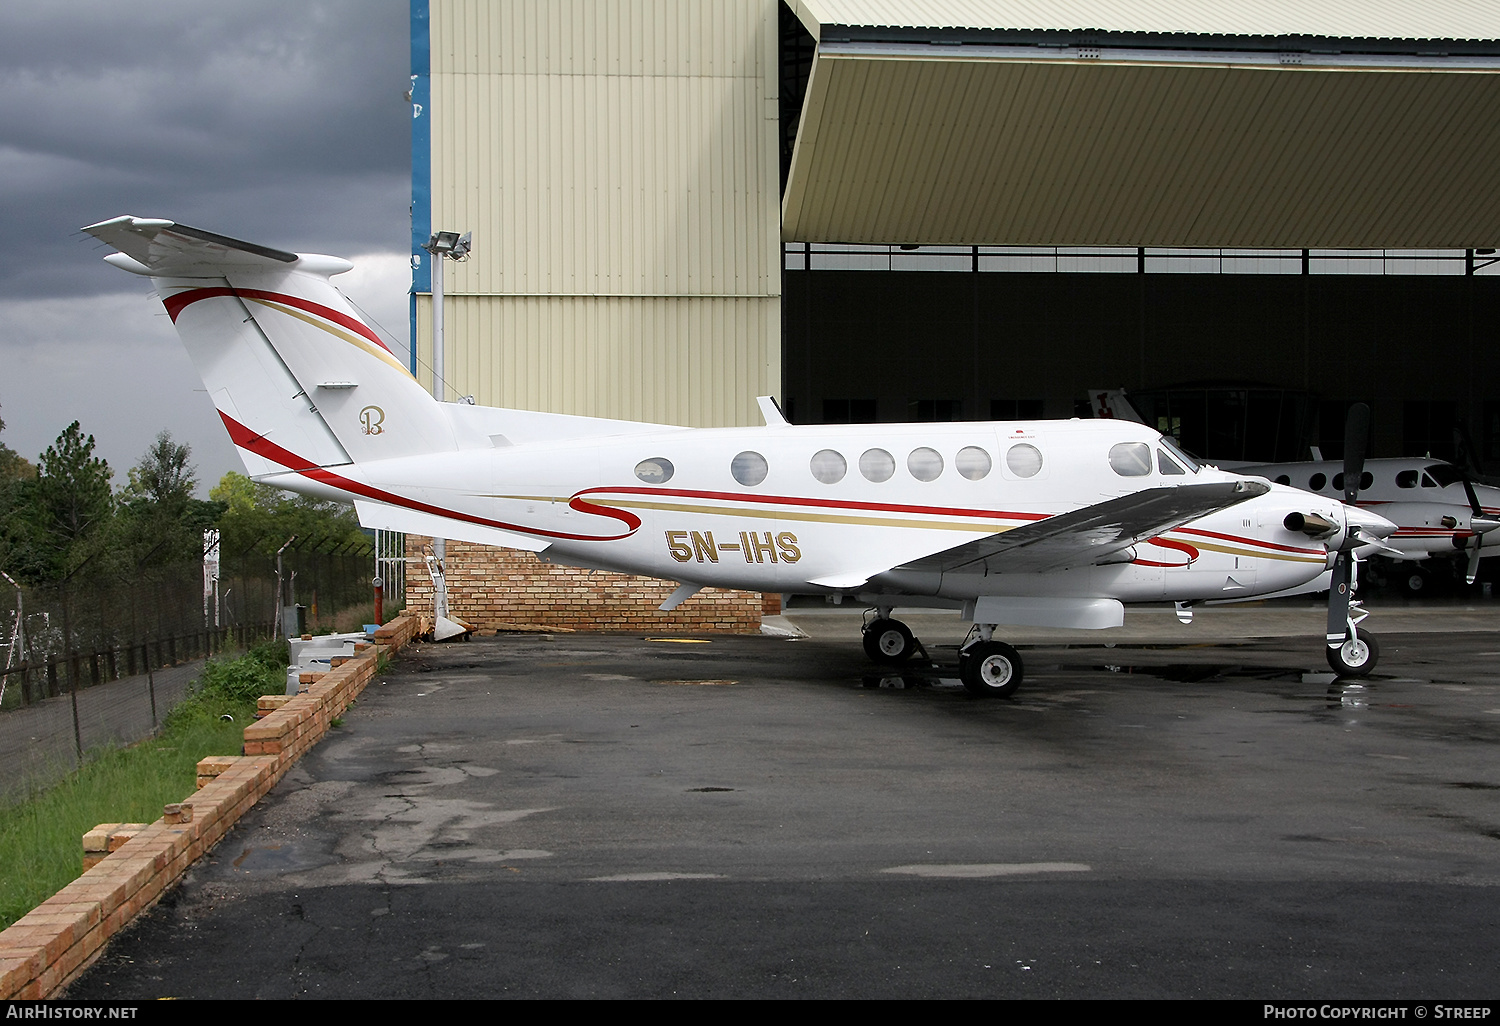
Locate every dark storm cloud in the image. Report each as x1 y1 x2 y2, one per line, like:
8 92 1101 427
0 0 411 299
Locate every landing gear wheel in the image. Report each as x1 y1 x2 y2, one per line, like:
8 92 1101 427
960 641 1024 698
1327 633 1379 678
863 618 915 665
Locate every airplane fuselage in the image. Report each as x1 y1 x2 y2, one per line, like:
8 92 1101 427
257 417 1337 610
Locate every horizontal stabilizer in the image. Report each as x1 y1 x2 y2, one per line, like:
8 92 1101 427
353 500 551 553
83 216 320 276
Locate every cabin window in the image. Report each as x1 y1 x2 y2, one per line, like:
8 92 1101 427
859 448 896 483
1108 442 1152 477
907 447 944 482
634 458 674 484
1397 470 1418 488
810 449 847 484
1005 444 1042 479
1157 449 1187 476
731 451 768 487
1309 473 1327 490
1274 475 1291 485
956 446 993 480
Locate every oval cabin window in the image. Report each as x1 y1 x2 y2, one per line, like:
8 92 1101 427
859 448 895 483
731 451 768 487
907 447 943 482
1005 444 1042 479
810 449 846 484
955 446 992 481
634 458 674 484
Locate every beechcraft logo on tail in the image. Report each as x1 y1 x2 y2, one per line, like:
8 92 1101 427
360 406 385 435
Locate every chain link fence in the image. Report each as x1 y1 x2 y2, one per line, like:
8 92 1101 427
0 546 379 803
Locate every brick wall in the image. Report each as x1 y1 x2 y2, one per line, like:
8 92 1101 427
404 537 764 633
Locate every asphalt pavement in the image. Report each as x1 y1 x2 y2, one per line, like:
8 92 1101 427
68 602 1500 999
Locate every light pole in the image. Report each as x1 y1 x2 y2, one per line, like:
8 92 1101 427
420 230 470 630
422 230 471 403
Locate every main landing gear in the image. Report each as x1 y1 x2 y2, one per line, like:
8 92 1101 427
958 626 1023 698
861 612 1024 698
862 616 919 664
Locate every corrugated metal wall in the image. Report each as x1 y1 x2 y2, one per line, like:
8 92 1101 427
425 0 782 427
415 294 777 427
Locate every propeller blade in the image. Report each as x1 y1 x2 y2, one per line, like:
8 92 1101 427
1343 403 1371 504
1467 539 1483 585
1463 474 1485 519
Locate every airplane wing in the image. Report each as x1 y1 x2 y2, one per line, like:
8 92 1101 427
897 480 1270 576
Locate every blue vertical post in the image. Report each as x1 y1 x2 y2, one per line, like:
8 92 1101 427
409 0 432 376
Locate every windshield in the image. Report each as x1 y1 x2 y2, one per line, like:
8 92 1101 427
1157 435 1201 473
1426 463 1466 488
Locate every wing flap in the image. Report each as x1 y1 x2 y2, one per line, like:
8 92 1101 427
900 480 1270 576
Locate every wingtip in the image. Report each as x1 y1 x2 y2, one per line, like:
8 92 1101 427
81 215 172 233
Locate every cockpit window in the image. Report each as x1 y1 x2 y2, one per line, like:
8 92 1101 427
1157 435 1200 473
1157 449 1186 475
1427 464 1466 488
1108 442 1152 477
1396 470 1418 488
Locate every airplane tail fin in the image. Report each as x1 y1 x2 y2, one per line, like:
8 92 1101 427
1086 388 1146 425
82 216 455 477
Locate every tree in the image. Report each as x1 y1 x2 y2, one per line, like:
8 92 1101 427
118 432 225 567
0 403 37 575
27 422 115 582
211 471 368 565
123 431 194 513
0 402 35 486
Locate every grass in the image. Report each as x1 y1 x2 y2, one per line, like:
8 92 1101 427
0 641 288 931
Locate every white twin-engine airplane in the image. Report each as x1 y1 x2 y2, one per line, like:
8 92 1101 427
84 216 1399 696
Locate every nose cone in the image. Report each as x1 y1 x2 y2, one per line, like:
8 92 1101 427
1346 505 1397 540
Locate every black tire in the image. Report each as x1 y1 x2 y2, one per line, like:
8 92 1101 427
862 618 915 664
1327 633 1379 678
960 640 1024 698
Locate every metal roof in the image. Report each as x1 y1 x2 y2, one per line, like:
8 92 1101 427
786 0 1500 43
781 8 1500 248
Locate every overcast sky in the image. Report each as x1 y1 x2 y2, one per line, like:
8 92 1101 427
0 0 412 494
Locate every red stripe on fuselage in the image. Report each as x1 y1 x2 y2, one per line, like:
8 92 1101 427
1176 525 1323 556
216 412 639 542
571 484 1051 524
